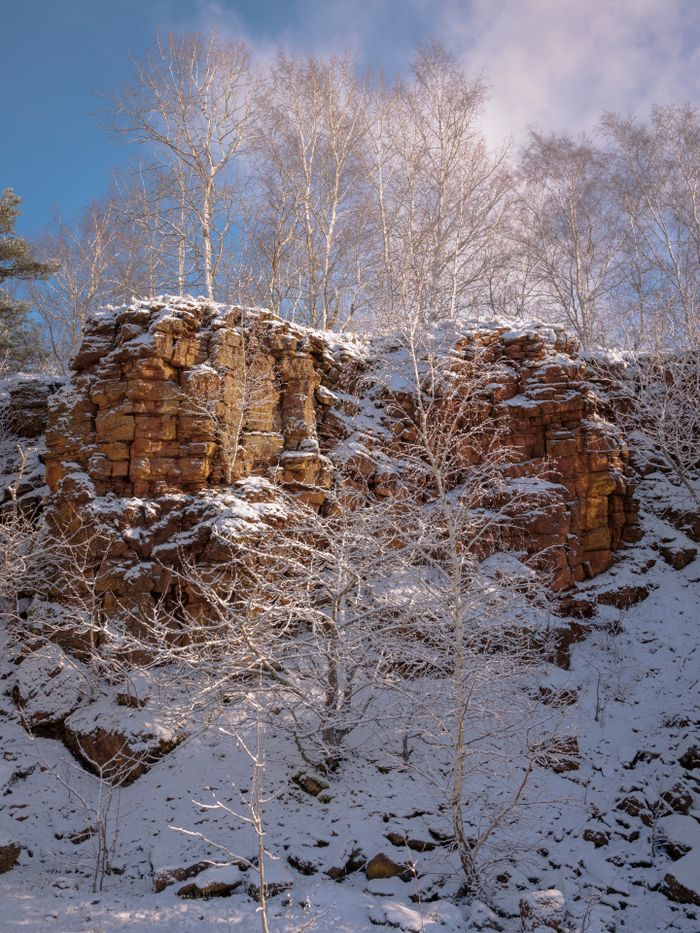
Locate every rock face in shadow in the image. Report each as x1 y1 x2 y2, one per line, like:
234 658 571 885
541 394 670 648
35 298 638 632
1 375 63 510
8 377 62 439
62 704 186 786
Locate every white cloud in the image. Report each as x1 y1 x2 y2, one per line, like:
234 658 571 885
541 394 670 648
167 0 700 140
446 0 700 140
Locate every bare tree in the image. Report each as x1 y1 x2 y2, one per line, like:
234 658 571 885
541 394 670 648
173 708 275 933
33 738 135 893
109 32 257 299
376 324 561 893
118 488 410 772
32 205 118 373
30 180 174 373
367 43 510 327
248 51 371 328
100 38 512 332
596 348 700 506
603 105 700 348
518 130 628 348
0 446 44 626
112 160 197 298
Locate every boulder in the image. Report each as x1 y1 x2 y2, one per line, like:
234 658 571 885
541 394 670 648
292 770 328 797
660 781 693 816
519 889 569 932
0 841 21 874
153 860 211 893
617 793 654 827
658 543 698 570
679 745 700 771
664 853 700 906
582 828 610 848
176 865 243 899
63 700 186 785
385 831 436 853
596 584 650 608
535 736 580 774
326 846 365 881
245 860 292 900
365 852 413 882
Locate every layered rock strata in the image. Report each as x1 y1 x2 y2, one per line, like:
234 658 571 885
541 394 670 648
37 299 638 628
44 298 360 501
449 325 639 585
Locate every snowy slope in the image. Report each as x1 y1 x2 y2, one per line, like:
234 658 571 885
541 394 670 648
0 469 698 933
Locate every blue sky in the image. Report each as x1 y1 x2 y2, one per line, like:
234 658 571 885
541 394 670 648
2 1 297 235
5 0 700 238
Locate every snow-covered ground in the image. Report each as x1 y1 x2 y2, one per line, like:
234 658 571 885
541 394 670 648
1 470 698 932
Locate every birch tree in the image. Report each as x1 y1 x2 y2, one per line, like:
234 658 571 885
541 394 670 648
30 197 146 372
596 350 700 506
367 44 510 327
109 32 257 299
603 105 700 348
249 51 371 328
379 325 561 893
519 131 627 348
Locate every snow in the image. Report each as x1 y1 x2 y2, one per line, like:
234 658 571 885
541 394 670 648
666 849 700 902
1 457 700 930
90 296 368 374
369 900 465 930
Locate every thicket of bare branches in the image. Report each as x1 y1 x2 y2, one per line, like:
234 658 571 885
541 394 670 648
594 349 700 504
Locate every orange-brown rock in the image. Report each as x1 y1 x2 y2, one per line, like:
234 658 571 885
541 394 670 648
331 322 637 589
44 298 340 499
36 300 638 635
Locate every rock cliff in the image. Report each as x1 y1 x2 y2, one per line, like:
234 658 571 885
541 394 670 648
3 297 639 629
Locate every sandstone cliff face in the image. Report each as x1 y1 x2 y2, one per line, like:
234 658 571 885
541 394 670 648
36 297 638 628
443 325 640 585
38 298 364 624
43 297 360 501
323 323 640 589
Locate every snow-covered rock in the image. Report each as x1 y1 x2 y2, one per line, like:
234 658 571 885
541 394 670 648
13 643 85 736
519 889 568 932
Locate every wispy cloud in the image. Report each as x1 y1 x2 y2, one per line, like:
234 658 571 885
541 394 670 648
447 0 700 140
167 0 700 139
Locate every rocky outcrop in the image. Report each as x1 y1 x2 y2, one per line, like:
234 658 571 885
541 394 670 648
39 298 364 626
331 323 639 588
31 299 638 631
1 375 61 509
467 326 639 584
44 298 357 501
